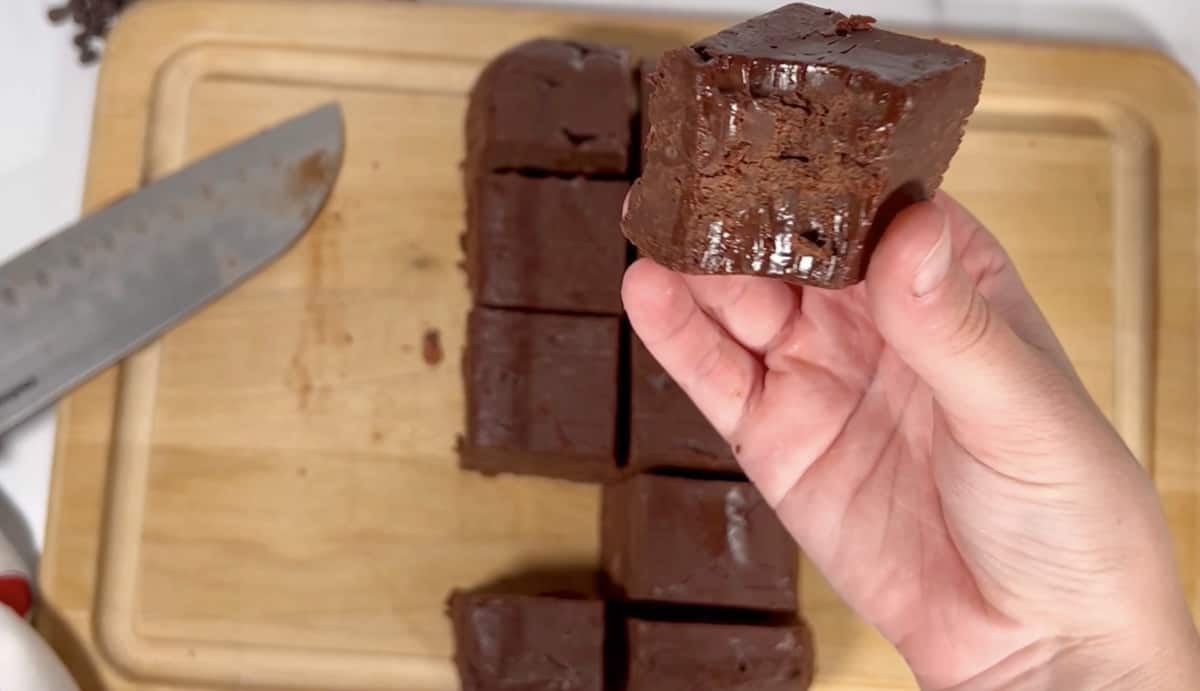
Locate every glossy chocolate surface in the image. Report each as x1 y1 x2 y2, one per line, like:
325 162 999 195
602 474 798 611
623 3 984 288
462 308 620 483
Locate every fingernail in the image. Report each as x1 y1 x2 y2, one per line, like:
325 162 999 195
912 210 952 297
621 191 631 219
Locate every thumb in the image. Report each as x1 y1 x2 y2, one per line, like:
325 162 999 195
865 200 1077 433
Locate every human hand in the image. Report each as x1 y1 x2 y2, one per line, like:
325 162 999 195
622 193 1200 690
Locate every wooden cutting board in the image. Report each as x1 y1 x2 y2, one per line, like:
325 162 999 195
36 1 1200 689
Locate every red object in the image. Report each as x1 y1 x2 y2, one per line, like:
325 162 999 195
0 574 32 618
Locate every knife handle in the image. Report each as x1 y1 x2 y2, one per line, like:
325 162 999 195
0 527 30 619
0 604 81 691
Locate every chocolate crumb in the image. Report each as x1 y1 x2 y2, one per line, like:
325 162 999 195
835 14 877 35
422 329 444 366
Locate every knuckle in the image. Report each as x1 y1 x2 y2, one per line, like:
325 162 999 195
647 302 699 349
720 278 753 311
706 278 752 325
946 288 994 357
690 338 726 384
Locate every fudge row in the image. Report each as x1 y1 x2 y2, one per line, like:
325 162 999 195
461 38 636 484
464 37 634 318
461 38 738 484
450 592 814 691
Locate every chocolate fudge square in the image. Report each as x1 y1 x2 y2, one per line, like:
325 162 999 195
462 308 620 483
602 475 798 611
468 174 628 315
629 337 739 474
449 592 605 691
626 617 815 691
637 59 657 172
467 39 637 176
623 3 985 288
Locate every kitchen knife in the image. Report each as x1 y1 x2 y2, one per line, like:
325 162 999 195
0 102 345 437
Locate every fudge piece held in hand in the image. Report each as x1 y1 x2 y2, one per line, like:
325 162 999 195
637 59 657 172
449 592 605 691
629 337 738 474
467 38 637 176
602 474 798 612
623 3 985 288
462 308 620 483
468 174 629 315
626 617 815 691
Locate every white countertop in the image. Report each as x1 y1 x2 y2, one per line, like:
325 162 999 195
1 0 1197 565
0 2 97 568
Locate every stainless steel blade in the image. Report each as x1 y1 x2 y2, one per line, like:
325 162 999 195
0 102 345 436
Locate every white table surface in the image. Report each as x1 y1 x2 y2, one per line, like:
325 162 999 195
1 0 1198 566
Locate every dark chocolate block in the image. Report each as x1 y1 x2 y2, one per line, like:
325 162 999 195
462 308 619 483
449 592 605 691
637 59 657 173
623 3 985 288
602 474 798 611
626 617 815 691
468 174 628 315
467 39 637 177
629 337 739 474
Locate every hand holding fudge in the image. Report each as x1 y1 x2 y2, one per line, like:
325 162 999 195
622 193 1200 689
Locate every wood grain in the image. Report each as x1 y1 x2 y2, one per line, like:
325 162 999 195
36 1 1199 689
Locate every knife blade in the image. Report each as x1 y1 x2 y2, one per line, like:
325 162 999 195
0 102 345 436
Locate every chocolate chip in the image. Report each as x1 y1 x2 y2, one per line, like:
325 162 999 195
47 0 137 64
422 329 444 366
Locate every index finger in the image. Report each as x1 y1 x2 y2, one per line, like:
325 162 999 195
622 259 763 440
